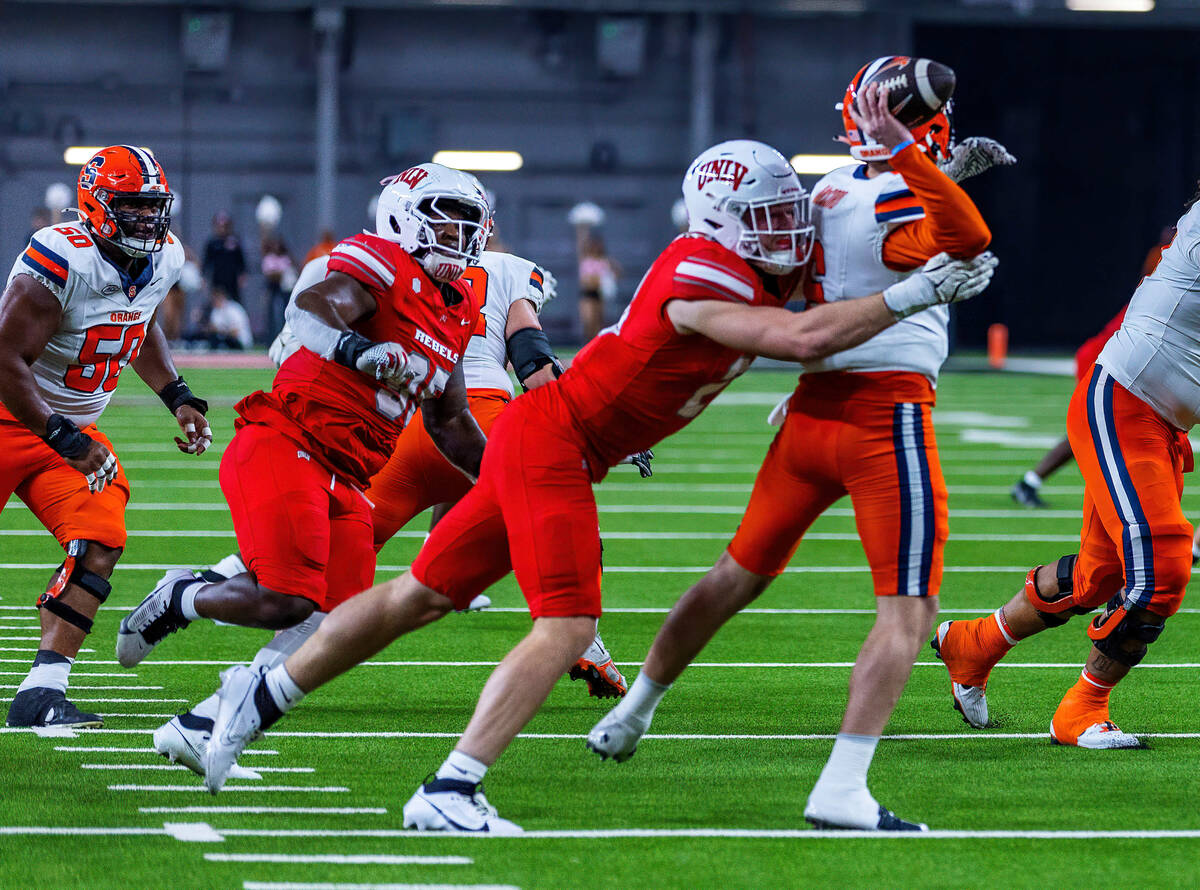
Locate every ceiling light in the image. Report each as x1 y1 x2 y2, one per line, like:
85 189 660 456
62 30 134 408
432 151 523 172
1066 0 1153 11
790 154 849 175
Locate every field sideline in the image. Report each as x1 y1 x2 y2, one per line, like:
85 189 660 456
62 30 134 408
2 366 1198 889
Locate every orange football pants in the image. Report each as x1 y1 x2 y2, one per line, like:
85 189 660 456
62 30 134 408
0 406 129 550
1064 365 1192 617
728 371 948 597
367 389 511 550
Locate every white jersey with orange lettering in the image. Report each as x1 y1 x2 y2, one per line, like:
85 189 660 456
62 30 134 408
461 251 553 397
6 222 184 427
801 164 948 383
1098 200 1200 431
270 250 552 399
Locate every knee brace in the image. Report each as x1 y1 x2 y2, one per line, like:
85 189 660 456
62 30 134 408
1023 555 1094 627
38 540 112 634
1086 592 1166 667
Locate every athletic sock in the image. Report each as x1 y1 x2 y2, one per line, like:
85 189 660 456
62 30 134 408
941 611 1015 686
612 672 670 724
177 581 205 622
811 733 879 795
190 693 220 721
1052 669 1117 742
262 665 306 713
16 650 73 695
251 612 326 672
1023 470 1043 490
436 750 487 784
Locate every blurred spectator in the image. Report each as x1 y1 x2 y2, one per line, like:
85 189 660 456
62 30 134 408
205 288 254 350
26 208 52 244
203 212 247 303
160 246 205 344
576 231 620 343
261 234 296 340
304 229 338 264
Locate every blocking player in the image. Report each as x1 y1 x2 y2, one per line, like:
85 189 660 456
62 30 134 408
114 163 490 682
0 145 211 728
932 186 1200 748
588 67 1001 832
150 244 626 779
199 137 995 832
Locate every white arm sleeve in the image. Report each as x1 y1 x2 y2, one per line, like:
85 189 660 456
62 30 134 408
283 300 344 360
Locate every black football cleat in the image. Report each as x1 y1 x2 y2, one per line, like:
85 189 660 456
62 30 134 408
6 687 103 729
1010 479 1047 508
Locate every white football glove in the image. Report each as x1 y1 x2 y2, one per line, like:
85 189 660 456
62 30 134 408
355 341 422 393
883 251 999 320
938 137 1016 184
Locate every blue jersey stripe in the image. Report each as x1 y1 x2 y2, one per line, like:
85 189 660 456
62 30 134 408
877 188 916 203
29 237 69 270
912 404 936 596
21 253 67 287
875 207 924 223
893 404 914 596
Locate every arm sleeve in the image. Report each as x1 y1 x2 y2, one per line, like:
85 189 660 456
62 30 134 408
880 142 992 271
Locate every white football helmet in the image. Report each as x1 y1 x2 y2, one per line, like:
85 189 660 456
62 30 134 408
682 140 814 274
375 163 492 282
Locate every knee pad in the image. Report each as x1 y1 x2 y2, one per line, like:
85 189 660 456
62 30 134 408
1086 592 1166 667
38 540 112 634
1023 555 1093 627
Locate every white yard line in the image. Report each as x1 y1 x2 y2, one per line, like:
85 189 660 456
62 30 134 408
0 685 163 691
0 697 188 704
164 822 224 842
139 807 382 814
243 883 519 890
60 747 279 755
107 785 348 793
84 764 312 772
210 853 472 865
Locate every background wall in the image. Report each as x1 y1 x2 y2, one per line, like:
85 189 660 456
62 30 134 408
1 1 1197 346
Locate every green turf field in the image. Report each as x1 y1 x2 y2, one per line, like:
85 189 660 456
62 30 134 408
3 365 1199 889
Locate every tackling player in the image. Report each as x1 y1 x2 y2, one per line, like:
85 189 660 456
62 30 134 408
0 146 211 728
150 244 626 779
113 163 490 702
588 66 1003 832
197 137 995 832
932 186 1200 748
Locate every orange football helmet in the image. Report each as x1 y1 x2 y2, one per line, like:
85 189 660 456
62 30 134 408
838 57 954 163
76 145 173 256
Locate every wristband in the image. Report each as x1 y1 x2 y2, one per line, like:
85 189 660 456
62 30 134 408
158 376 209 416
44 413 92 460
332 330 376 369
881 274 936 321
889 138 915 157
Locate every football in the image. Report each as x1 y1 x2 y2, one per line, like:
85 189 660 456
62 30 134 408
856 57 956 128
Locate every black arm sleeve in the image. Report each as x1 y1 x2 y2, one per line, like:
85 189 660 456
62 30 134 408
506 327 561 386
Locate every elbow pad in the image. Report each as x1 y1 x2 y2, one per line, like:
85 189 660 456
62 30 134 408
507 327 561 385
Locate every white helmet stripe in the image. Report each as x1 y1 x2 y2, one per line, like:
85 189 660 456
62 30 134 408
126 145 161 185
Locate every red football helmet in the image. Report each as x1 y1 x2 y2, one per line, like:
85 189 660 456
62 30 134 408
76 145 173 256
838 57 954 163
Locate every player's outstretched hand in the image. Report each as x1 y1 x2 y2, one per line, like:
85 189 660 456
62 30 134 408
65 439 118 493
939 137 1017 183
846 83 913 152
882 251 998 319
173 404 213 455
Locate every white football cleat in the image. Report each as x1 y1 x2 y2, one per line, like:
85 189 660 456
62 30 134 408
116 569 200 668
586 709 647 762
570 634 627 699
460 594 491 613
154 713 261 780
204 665 270 794
1050 720 1144 749
804 787 928 832
402 776 522 833
951 682 989 730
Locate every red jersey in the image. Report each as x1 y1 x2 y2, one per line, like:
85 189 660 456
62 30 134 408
550 234 797 478
235 233 478 489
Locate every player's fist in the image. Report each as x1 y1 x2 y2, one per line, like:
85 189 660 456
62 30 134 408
938 137 1016 183
356 340 426 393
882 251 998 319
66 439 118 493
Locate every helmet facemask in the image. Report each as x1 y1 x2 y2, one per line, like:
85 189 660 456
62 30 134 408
411 195 491 282
100 192 174 257
731 194 814 275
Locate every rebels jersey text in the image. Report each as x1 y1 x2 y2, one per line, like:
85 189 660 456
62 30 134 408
551 235 796 477
5 223 184 426
803 163 948 381
1099 200 1200 431
460 252 551 397
236 233 478 488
